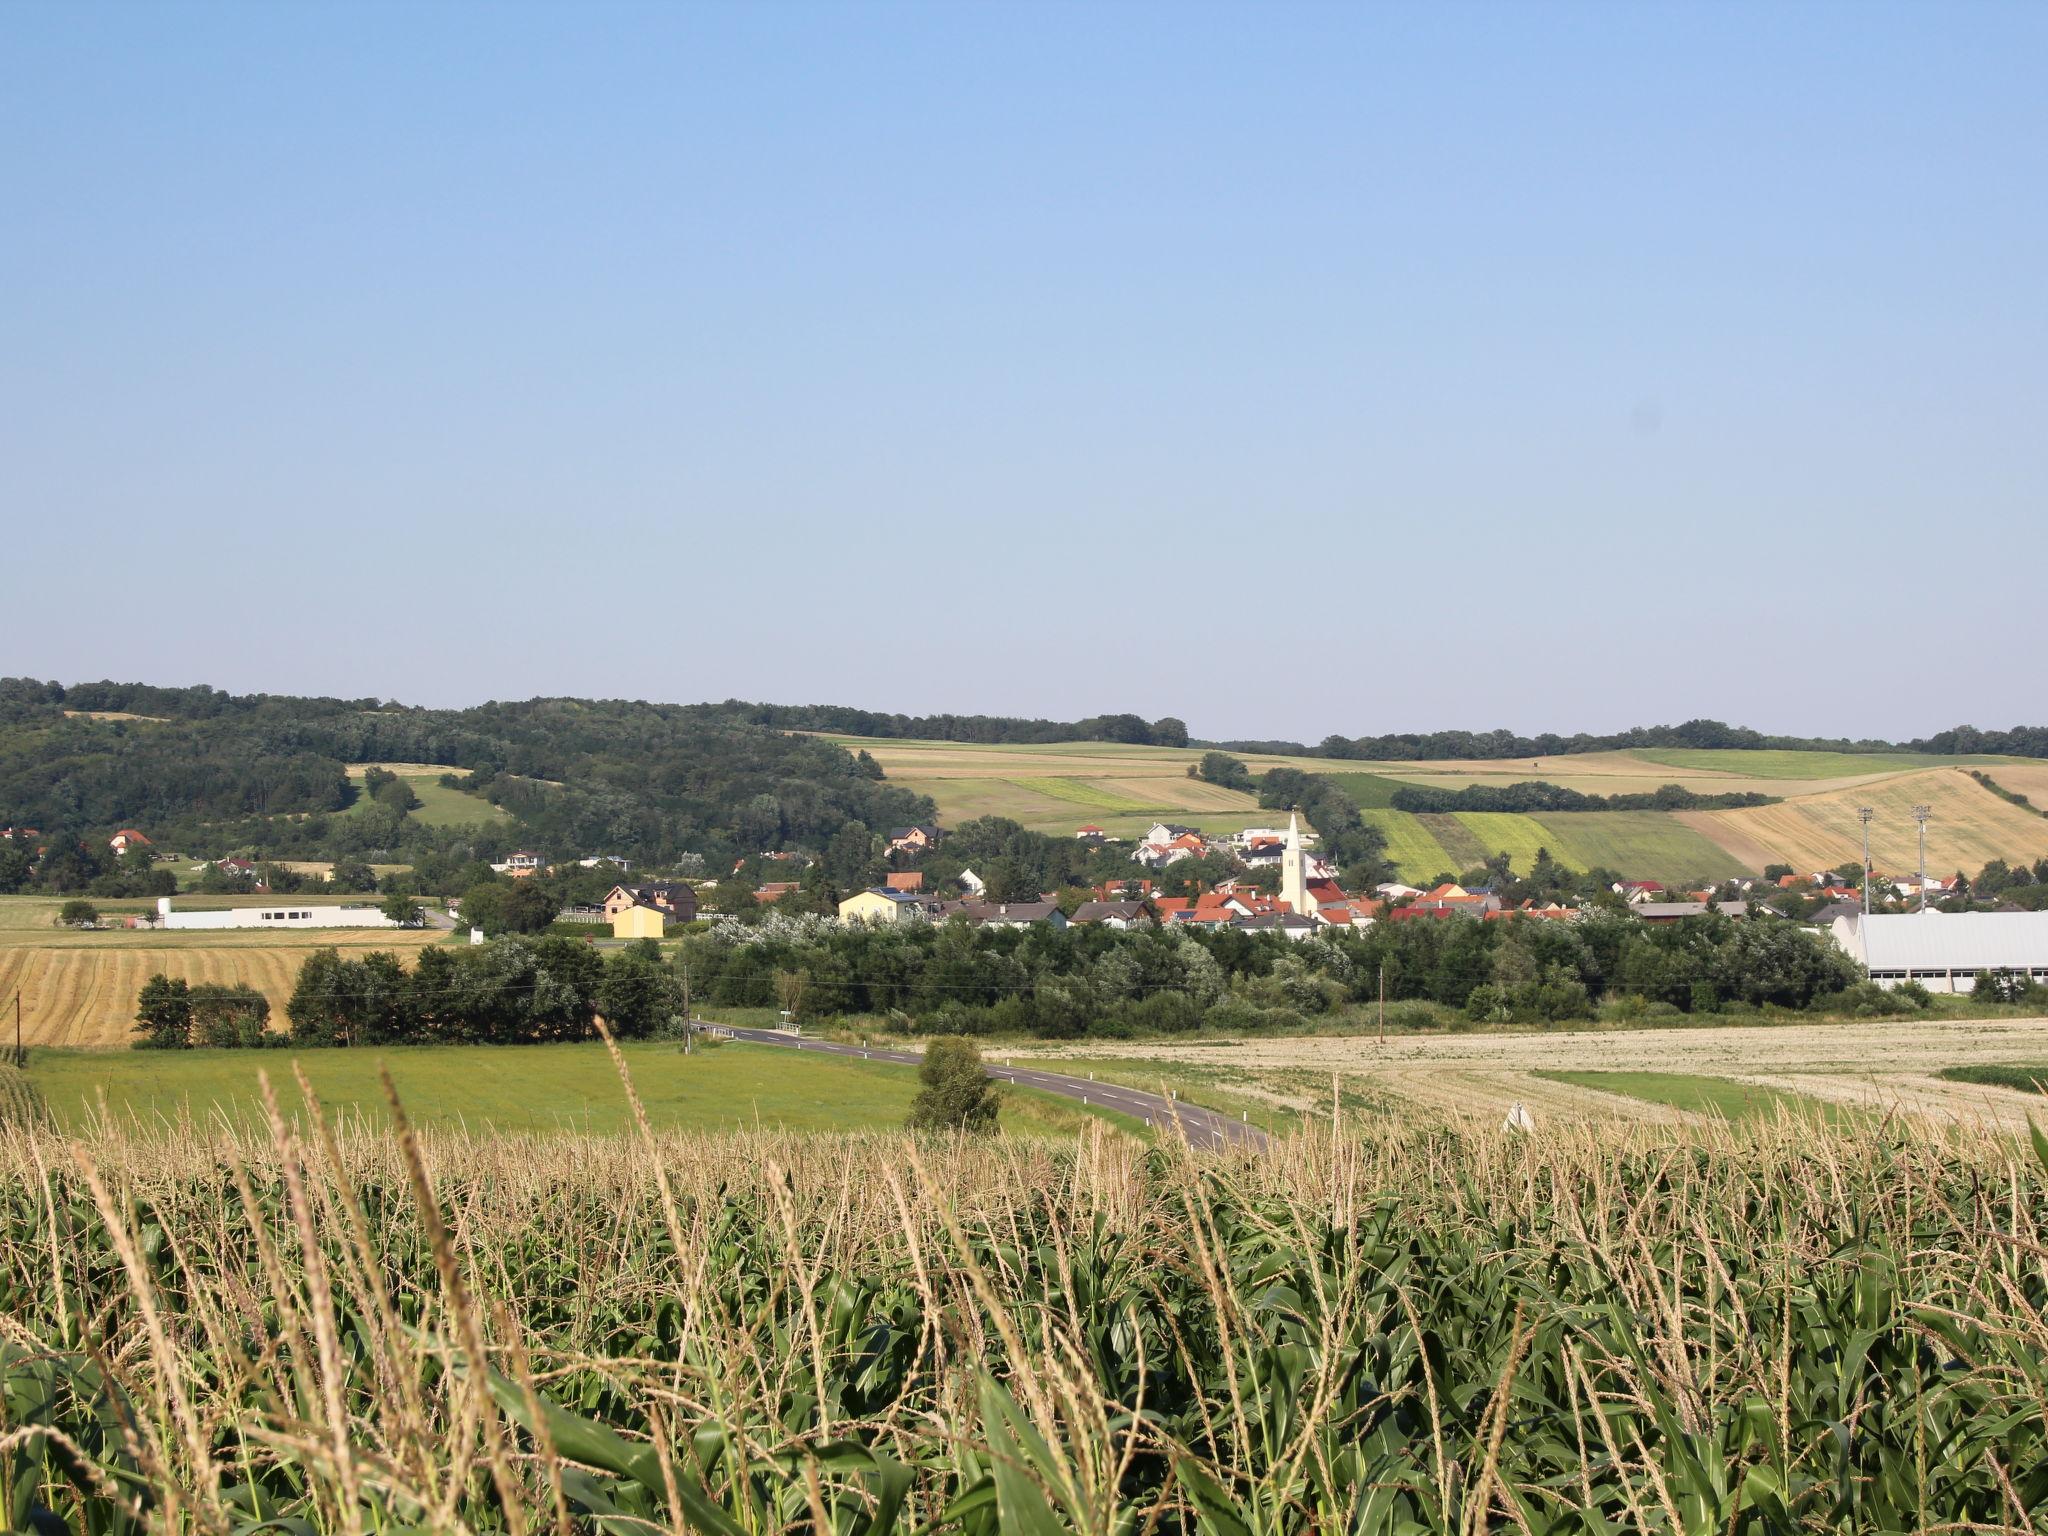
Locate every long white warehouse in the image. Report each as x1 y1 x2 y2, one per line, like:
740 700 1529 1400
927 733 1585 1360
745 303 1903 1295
154 896 398 930
1828 910 2048 993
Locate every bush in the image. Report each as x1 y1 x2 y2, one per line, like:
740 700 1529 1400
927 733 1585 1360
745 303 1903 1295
906 1037 1000 1134
1465 984 1510 1024
1834 981 1914 1018
58 899 99 928
1894 979 1935 1011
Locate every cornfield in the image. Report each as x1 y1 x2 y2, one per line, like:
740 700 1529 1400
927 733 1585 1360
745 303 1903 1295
4 1052 2048 1532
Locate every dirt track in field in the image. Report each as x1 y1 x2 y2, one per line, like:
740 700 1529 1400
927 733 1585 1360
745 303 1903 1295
1016 1017 2048 1129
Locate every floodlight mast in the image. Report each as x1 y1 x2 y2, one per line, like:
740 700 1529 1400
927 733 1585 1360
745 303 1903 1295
1857 807 1875 917
1912 804 1932 913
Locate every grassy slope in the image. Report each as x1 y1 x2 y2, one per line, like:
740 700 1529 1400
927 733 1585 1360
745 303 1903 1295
1538 1070 1840 1122
1324 772 1409 808
26 1040 1144 1139
345 765 510 828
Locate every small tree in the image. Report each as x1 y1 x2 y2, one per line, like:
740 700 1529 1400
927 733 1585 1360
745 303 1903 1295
58 899 99 928
380 891 424 927
190 983 272 1048
134 974 193 1049
775 968 809 1024
906 1037 1000 1134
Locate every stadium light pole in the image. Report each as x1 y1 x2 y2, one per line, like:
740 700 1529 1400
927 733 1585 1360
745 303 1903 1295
1912 804 1931 913
1857 807 1875 918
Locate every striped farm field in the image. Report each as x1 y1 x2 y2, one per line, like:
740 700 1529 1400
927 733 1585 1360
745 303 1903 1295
1006 777 1157 812
1414 813 1488 871
1531 811 1749 884
1360 810 1456 881
1694 767 2048 876
0 930 449 1050
1451 812 1587 873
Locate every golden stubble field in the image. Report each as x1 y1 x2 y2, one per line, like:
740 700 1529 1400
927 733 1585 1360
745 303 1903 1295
1013 1017 2048 1132
0 924 449 1048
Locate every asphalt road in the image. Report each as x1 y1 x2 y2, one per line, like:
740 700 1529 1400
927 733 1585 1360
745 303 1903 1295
701 1024 1268 1152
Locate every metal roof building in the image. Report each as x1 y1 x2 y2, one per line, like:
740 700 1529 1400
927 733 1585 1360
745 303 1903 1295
1828 911 2048 992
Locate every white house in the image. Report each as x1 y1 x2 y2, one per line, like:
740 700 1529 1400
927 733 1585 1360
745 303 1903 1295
1829 910 2048 993
154 896 398 930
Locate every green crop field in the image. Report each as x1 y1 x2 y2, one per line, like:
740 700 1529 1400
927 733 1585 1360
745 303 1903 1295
1531 810 1750 883
25 1039 1140 1139
1360 810 1456 881
1936 1064 2048 1095
1451 812 1586 873
1538 1070 1840 1122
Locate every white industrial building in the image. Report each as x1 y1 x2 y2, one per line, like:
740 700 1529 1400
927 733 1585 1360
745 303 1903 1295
154 896 398 930
1828 911 2048 993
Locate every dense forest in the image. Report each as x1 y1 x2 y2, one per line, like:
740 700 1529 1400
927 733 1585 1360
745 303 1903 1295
0 679 933 870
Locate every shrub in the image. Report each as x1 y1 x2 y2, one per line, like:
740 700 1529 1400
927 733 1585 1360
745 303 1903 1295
905 1037 1000 1133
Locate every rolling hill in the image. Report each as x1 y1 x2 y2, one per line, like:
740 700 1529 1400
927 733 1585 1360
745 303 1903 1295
834 735 2048 882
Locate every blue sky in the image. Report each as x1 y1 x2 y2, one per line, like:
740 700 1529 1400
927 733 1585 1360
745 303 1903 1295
4 2 2042 741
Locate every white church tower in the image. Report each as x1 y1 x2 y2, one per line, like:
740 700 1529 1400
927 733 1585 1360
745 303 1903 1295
1280 810 1314 920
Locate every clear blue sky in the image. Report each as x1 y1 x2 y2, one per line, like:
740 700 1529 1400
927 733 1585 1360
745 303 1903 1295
4 2 2042 742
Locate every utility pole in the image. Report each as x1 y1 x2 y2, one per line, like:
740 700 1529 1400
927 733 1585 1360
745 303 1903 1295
12 994 19 1069
1857 807 1875 918
681 962 693 1053
1912 805 1931 914
1377 965 1385 1047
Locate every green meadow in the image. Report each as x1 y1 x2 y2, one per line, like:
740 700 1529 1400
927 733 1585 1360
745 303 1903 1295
25 1039 1143 1139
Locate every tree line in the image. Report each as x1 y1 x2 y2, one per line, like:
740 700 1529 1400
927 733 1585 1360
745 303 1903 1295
1207 716 2048 763
1386 781 1775 813
684 903 1867 1037
133 937 687 1049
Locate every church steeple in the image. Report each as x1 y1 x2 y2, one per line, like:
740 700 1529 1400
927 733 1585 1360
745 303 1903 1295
1280 809 1312 920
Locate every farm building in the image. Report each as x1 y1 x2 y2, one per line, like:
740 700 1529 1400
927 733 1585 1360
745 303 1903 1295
603 882 697 923
611 904 670 939
1829 911 2048 993
838 888 937 925
154 897 397 930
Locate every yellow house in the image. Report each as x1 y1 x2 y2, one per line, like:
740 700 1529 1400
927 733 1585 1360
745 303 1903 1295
611 904 668 939
837 888 926 925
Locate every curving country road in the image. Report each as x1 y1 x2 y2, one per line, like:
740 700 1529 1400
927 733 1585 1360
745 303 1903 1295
700 1024 1268 1152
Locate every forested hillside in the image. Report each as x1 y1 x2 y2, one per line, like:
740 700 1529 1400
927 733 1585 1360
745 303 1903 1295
0 679 933 868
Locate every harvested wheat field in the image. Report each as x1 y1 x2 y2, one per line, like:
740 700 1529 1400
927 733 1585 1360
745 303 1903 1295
1694 766 2048 874
1019 1015 2048 1130
0 930 449 1047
